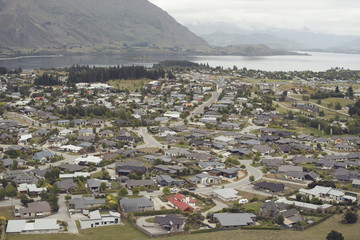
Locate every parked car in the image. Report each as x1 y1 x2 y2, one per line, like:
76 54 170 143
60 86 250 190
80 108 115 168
238 199 249 204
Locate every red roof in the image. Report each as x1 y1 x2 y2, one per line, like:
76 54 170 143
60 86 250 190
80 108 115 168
174 193 185 201
168 197 192 211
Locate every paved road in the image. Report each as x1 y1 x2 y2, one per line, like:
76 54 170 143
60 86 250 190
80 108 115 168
135 127 166 149
188 88 222 122
240 118 262 134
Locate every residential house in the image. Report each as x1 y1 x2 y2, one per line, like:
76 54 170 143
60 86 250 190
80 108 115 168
125 179 155 189
259 201 287 217
87 179 111 192
119 197 154 213
188 172 221 186
154 214 186 232
79 210 121 229
55 179 77 193
254 181 285 193
213 188 239 201
68 197 106 213
156 175 185 187
17 201 51 218
116 161 147 176
299 186 347 202
212 213 256 228
6 219 59 233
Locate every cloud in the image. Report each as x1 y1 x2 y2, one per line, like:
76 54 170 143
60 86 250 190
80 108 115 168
149 0 360 35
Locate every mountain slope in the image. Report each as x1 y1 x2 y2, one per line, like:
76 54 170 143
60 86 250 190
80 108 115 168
202 32 305 50
0 0 208 54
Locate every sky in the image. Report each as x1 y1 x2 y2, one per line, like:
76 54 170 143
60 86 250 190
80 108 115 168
149 0 360 36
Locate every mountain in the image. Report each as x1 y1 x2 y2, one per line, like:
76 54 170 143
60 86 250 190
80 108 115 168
0 0 208 56
210 44 306 56
201 32 305 50
187 23 360 51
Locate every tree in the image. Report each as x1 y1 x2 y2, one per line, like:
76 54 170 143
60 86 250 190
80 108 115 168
162 186 171 196
335 86 340 93
249 176 255 182
19 194 34 206
101 170 111 180
346 86 354 98
11 160 18 170
5 184 17 197
275 215 284 225
335 102 342 110
326 230 344 240
118 187 128 198
132 186 140 196
344 209 358 224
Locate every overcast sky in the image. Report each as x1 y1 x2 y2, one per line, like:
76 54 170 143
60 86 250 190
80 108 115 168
149 0 360 36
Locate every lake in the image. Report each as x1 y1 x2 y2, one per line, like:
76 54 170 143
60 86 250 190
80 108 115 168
0 52 359 72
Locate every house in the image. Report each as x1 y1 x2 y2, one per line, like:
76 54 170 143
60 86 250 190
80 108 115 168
276 208 302 227
262 158 283 169
17 184 46 195
6 219 60 233
78 129 95 137
352 179 360 188
55 179 77 193
32 150 55 162
120 197 154 213
79 210 121 229
74 156 102 166
278 165 303 173
220 168 239 178
252 145 275 156
17 201 51 218
168 193 197 212
68 197 106 213
259 201 287 217
19 134 32 145
2 158 25 168
59 129 73 136
299 186 347 202
59 172 90 179
212 213 256 228
213 188 239 201
4 171 36 184
125 179 154 189
87 179 111 192
254 181 285 193
188 172 221 186
154 214 186 232
60 145 83 153
165 148 190 157
98 130 114 138
116 161 147 176
198 161 225 171
285 171 306 181
59 164 87 173
156 175 185 187
334 144 355 151
276 198 332 213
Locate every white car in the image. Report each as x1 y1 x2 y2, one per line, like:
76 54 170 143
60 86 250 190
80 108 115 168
238 199 249 204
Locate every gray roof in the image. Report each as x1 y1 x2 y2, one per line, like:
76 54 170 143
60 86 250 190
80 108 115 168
87 178 111 188
120 197 153 212
18 201 51 214
55 179 77 191
154 214 185 226
213 213 256 227
69 197 106 209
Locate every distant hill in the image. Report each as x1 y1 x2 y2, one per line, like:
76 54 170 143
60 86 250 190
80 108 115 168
202 32 305 50
210 44 306 56
0 0 208 56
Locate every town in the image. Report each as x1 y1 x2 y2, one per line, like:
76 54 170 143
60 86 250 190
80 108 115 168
0 62 359 239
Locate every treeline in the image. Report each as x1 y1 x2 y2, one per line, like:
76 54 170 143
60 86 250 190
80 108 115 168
310 91 344 100
66 65 165 84
155 60 202 67
0 66 22 74
56 105 132 119
297 116 343 135
34 73 61 86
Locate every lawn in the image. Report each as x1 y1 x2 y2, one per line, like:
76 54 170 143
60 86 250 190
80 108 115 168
108 79 151 91
0 206 13 220
6 212 360 240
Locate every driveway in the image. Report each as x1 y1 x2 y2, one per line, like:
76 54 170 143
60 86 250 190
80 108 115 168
136 216 168 235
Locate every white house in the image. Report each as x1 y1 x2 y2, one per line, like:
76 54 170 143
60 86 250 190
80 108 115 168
74 156 102 165
164 111 181 119
60 145 83 153
299 186 348 202
6 219 59 233
59 129 74 136
79 210 121 229
213 188 239 201
19 134 32 145
59 172 91 179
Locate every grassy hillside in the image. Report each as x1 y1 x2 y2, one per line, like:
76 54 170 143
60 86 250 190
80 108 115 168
0 0 209 56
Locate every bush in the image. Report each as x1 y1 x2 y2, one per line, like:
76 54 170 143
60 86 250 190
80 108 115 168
343 210 358 224
326 230 344 240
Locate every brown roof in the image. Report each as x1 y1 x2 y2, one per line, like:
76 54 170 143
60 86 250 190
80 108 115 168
18 201 51 214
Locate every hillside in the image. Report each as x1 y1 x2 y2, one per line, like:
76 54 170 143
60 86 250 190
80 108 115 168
0 0 209 56
202 32 305 50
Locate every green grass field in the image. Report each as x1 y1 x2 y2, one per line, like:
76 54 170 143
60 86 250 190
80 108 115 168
7 212 360 240
108 79 151 91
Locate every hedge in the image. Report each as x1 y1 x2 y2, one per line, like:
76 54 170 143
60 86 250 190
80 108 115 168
132 209 182 216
